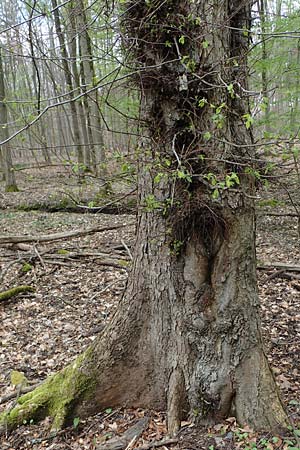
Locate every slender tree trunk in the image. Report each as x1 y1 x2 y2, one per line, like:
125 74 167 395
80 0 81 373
51 0 84 181
0 0 288 436
258 0 271 133
67 1 91 171
77 0 106 177
0 46 18 191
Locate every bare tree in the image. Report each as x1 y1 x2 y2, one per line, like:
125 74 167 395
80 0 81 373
0 46 18 191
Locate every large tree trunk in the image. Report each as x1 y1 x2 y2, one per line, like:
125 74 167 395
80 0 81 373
0 0 288 436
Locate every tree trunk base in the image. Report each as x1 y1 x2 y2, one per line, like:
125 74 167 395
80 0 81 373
0 328 289 436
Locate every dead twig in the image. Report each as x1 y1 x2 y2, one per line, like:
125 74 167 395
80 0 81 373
121 240 133 261
134 438 178 450
0 383 42 405
33 244 46 269
0 258 23 283
257 262 300 272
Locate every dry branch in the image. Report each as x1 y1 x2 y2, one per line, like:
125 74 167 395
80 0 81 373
0 224 132 245
0 285 34 302
257 262 300 272
0 383 41 405
258 212 299 218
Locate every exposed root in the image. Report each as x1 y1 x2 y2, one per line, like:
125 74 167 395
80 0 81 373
0 350 95 434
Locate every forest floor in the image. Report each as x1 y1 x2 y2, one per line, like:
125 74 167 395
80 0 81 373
0 167 299 450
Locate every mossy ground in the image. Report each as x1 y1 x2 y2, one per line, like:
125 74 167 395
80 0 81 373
5 184 19 193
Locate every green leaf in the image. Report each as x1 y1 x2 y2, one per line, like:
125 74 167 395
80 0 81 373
73 417 80 429
202 40 209 48
179 35 185 45
57 249 70 255
212 189 220 199
203 131 211 140
22 263 32 273
154 173 164 184
227 83 235 98
198 98 207 108
105 408 113 414
242 113 254 129
177 170 186 179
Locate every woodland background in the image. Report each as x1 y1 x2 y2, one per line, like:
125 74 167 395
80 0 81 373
0 0 299 449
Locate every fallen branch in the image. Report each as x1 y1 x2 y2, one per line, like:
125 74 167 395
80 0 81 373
258 212 299 218
76 189 137 212
257 262 300 272
0 223 132 245
0 285 34 302
97 417 149 450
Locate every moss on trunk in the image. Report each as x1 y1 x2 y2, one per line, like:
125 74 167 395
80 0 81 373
0 349 96 433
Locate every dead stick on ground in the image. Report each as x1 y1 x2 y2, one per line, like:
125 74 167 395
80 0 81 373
0 286 35 302
0 383 41 405
0 223 133 246
134 438 178 450
257 262 300 272
121 240 133 261
97 417 149 450
33 244 46 269
0 258 23 283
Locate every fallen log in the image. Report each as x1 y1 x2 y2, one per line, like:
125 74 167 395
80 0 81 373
0 285 34 302
0 223 132 246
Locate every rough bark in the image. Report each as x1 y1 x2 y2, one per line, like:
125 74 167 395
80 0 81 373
0 0 289 436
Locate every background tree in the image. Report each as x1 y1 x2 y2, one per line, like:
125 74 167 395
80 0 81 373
0 46 18 192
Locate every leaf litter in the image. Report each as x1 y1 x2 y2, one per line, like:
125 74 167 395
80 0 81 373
0 207 299 449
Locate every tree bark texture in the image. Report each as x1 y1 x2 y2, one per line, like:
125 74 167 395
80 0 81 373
0 0 288 435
